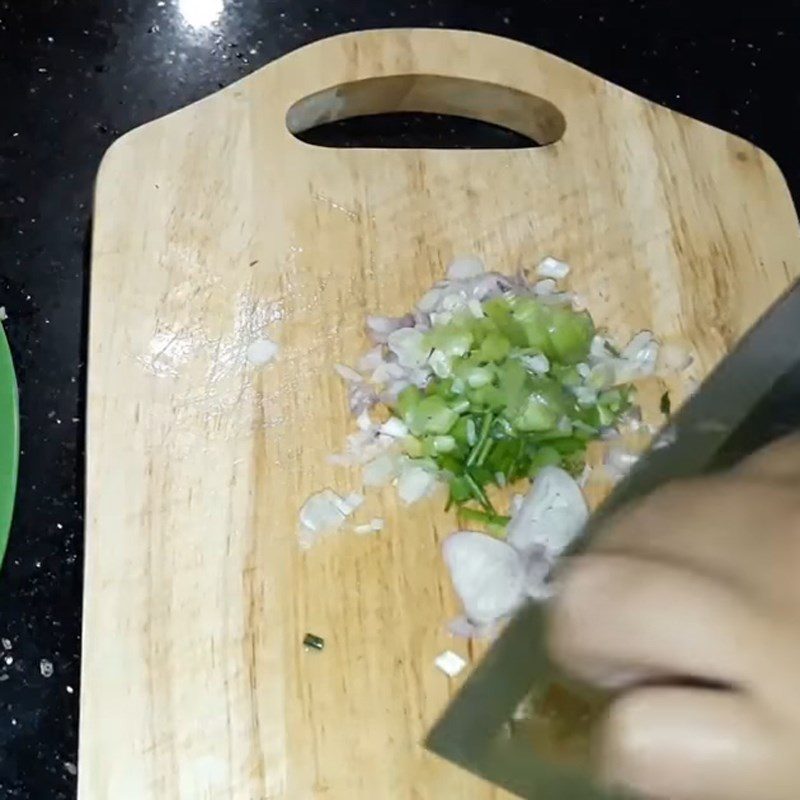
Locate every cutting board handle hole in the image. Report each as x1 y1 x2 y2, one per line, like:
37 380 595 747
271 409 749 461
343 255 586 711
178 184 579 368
286 75 565 149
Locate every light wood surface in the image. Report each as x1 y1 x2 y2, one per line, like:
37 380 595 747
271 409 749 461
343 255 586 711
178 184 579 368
83 28 800 799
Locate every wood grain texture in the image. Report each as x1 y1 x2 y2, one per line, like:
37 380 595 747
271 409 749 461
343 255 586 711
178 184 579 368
83 28 799 799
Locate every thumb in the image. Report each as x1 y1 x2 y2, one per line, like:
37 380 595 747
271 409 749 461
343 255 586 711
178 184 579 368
598 687 775 800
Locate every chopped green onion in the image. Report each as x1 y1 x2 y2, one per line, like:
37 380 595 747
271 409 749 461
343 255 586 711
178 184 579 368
457 507 511 528
463 471 493 512
466 414 493 468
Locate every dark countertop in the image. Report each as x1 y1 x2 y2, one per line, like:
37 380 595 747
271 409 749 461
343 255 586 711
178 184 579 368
0 1 798 797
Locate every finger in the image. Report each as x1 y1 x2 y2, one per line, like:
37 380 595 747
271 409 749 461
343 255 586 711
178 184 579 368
599 686 770 800
589 476 798 590
549 553 757 688
735 432 800 481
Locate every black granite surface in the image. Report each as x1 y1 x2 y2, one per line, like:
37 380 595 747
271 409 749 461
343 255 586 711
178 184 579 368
0 1 798 797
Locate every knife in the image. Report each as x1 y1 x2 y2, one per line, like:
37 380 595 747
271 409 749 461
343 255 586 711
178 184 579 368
425 279 800 799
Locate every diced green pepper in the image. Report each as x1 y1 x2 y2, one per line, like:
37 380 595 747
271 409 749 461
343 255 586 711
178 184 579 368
483 297 528 346
477 331 511 363
396 385 421 418
547 308 594 365
515 397 559 432
429 323 473 358
512 297 552 352
407 395 459 436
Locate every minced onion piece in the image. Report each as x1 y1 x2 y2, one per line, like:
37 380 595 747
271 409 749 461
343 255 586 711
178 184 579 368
589 331 661 385
329 428 392 467
587 362 615 390
397 463 437 505
298 489 357 547
300 490 348 532
428 349 452 378
246 338 279 365
573 385 598 406
418 287 445 313
362 452 400 487
371 361 407 384
447 256 485 280
572 293 588 312
518 353 549 374
659 341 693 373
356 409 373 432
358 345 384 372
337 492 365 515
468 298 485 318
379 416 408 438
604 443 640 480
536 256 570 280
434 650 467 677
334 363 363 383
387 327 429 368
620 330 659 378
366 314 414 343
534 278 557 296
354 517 385 535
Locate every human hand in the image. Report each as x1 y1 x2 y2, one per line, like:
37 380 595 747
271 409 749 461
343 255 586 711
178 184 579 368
548 435 800 800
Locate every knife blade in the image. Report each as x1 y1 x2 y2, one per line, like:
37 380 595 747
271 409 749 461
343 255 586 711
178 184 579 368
426 279 800 799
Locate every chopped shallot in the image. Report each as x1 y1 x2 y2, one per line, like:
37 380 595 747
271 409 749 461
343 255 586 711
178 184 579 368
519 353 550 375
362 452 399 487
379 416 408 438
443 532 526 626
246 338 279 366
334 363 362 383
506 467 588 560
397 463 437 505
659 342 693 373
534 278 557 296
354 518 385 535
605 443 640 479
387 327 429 369
536 256 571 280
434 650 467 677
366 314 414 343
447 256 485 280
356 409 373 432
298 489 352 547
336 492 365 515
357 345 383 371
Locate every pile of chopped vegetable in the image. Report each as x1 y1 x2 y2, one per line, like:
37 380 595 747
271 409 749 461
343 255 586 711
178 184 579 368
299 255 672 633
324 257 654 525
387 292 634 530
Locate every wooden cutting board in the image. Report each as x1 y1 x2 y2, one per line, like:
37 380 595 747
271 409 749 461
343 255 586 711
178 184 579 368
83 28 799 799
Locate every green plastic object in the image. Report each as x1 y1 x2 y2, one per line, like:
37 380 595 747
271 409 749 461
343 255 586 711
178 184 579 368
0 324 19 568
